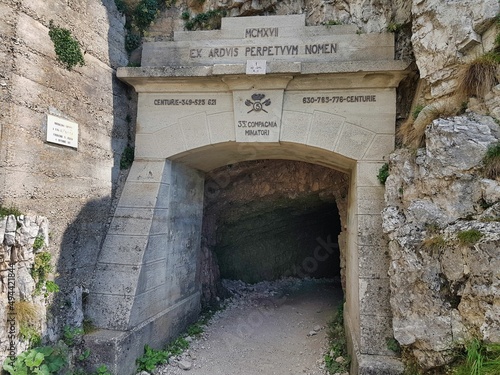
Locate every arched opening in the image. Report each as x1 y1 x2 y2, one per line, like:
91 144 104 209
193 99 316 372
199 159 348 306
86 11 408 370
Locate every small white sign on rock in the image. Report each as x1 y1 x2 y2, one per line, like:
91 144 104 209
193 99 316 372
46 114 78 149
246 60 267 75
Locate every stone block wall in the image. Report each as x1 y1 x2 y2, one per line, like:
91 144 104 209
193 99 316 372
0 0 130 336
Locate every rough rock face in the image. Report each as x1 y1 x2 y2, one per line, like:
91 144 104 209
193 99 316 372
149 0 413 59
0 215 52 364
382 114 500 370
181 0 410 31
411 0 499 98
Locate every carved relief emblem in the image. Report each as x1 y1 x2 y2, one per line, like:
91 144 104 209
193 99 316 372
245 93 271 113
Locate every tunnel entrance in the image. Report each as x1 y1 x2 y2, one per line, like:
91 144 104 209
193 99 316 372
200 159 348 303
214 196 341 282
87 13 409 374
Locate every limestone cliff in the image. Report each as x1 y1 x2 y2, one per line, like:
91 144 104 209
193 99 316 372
383 114 500 370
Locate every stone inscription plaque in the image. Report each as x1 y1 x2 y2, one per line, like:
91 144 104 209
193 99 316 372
46 114 78 148
233 90 284 142
142 15 395 67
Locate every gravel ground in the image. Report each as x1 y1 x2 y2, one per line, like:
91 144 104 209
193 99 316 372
148 278 345 375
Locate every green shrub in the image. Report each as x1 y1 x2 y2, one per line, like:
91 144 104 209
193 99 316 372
125 33 141 53
33 235 45 251
63 326 84 347
3 345 67 375
323 20 343 26
19 324 42 348
387 337 402 354
184 9 226 31
45 280 60 294
95 365 112 375
377 163 389 185
136 345 169 372
167 337 189 355
77 348 91 362
83 319 97 334
457 229 483 246
0 206 22 218
114 0 128 14
134 0 160 30
32 252 58 296
120 146 135 170
187 322 204 337
48 21 85 70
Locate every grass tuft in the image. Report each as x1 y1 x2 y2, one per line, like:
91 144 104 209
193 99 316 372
421 235 446 252
398 101 459 148
14 301 39 324
0 206 22 218
14 301 41 347
483 142 500 179
387 22 403 33
187 322 204 337
453 339 500 375
457 229 482 246
412 104 425 120
456 53 499 100
324 304 350 374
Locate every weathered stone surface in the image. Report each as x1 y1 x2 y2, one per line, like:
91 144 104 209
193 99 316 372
481 179 500 205
383 113 500 370
411 0 499 97
0 215 51 364
0 0 131 350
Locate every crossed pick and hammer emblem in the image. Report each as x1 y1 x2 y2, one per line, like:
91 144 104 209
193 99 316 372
245 93 271 113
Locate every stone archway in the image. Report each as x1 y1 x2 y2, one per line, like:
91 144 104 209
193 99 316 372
85 15 409 374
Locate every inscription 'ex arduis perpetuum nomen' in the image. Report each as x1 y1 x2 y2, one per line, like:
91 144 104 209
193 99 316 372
190 43 337 59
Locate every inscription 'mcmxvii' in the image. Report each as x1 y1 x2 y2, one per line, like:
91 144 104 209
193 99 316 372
245 27 278 38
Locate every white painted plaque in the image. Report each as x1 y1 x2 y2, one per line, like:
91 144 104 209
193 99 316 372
46 114 78 148
233 90 283 142
246 60 266 75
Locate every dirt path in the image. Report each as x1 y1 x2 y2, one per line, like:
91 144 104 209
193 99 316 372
155 279 344 375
